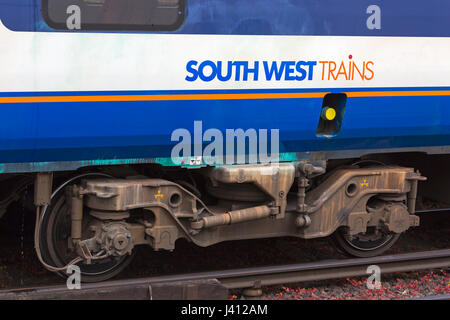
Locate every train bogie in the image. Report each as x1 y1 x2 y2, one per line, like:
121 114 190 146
0 1 449 281
28 161 425 280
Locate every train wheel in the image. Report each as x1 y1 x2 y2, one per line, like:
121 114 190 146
38 173 135 282
332 226 401 258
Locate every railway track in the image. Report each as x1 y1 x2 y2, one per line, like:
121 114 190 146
0 248 449 300
407 294 450 300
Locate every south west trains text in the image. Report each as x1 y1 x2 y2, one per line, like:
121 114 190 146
186 58 375 82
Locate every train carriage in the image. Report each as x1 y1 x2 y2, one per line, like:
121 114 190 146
0 0 449 281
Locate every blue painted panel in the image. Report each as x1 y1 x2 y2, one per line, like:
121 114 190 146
1 0 450 36
0 88 449 166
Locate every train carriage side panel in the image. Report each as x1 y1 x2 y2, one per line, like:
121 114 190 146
0 1 449 173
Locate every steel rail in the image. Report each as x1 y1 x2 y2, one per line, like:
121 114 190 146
219 249 450 289
416 208 450 214
405 294 450 300
0 249 449 299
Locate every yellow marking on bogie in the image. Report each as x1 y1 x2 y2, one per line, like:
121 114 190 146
155 189 164 199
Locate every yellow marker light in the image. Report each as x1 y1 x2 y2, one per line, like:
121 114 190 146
322 107 337 121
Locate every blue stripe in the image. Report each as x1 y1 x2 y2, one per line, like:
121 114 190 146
0 91 449 169
1 0 450 37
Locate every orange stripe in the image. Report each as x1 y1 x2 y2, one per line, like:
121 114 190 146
0 90 449 103
0 92 325 103
346 90 450 97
